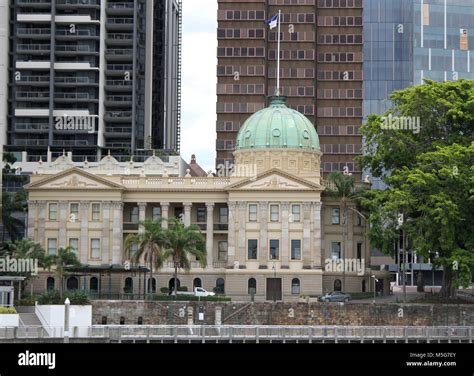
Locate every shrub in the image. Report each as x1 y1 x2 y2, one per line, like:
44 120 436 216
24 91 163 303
160 287 169 294
37 290 62 305
150 295 231 302
16 294 39 306
0 307 17 314
177 286 188 292
64 290 90 305
37 290 90 305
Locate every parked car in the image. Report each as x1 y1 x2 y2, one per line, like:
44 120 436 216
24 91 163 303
318 291 352 302
171 287 215 297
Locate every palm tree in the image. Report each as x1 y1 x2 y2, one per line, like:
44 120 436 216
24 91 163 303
48 247 81 297
161 218 206 298
124 219 166 295
325 172 366 292
1 190 27 242
0 239 48 295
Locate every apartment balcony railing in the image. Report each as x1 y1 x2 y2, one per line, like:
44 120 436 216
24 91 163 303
55 76 92 84
106 2 134 16
54 92 90 100
107 33 133 41
56 0 99 5
15 123 49 132
56 45 91 53
105 127 132 134
105 95 133 103
17 0 51 6
17 44 51 52
13 139 49 146
105 142 131 148
105 111 132 118
56 29 95 37
16 28 51 36
123 222 139 231
53 140 90 147
106 18 134 30
16 75 50 83
16 91 49 99
107 2 134 9
106 80 133 86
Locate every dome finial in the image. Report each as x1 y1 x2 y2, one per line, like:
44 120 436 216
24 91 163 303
269 95 287 107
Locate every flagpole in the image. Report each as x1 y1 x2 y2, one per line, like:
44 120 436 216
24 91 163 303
276 9 281 96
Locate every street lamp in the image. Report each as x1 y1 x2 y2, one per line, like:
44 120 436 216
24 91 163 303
371 275 378 303
64 297 70 343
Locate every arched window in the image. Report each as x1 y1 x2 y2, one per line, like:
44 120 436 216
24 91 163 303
193 278 202 289
362 280 366 293
90 277 98 292
66 277 79 290
334 279 342 292
215 278 225 294
137 317 143 325
46 277 55 291
147 277 156 293
248 278 257 295
124 277 133 293
291 278 300 295
169 278 181 293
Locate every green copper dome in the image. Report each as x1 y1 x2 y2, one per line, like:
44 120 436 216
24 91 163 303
235 96 320 151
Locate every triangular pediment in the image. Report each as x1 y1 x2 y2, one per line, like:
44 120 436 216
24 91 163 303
226 169 323 191
26 167 124 190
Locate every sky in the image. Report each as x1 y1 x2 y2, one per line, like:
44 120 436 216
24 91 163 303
180 0 218 173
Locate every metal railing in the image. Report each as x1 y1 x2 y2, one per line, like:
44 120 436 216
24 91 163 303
0 326 472 343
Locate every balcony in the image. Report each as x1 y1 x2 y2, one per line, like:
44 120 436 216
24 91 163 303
13 139 49 146
104 110 132 122
105 95 132 106
15 91 50 101
54 92 93 102
55 29 98 40
14 123 49 132
17 0 51 8
15 75 50 86
105 142 131 149
106 18 133 31
52 140 90 147
105 79 133 92
105 49 133 61
56 0 99 8
55 76 97 87
104 126 132 136
16 28 51 38
213 261 227 269
16 44 50 54
106 33 133 46
105 63 133 76
106 2 134 16
55 45 95 55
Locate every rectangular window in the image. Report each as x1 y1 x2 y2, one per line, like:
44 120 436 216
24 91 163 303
248 239 258 260
130 206 139 223
91 239 101 259
331 208 340 224
47 238 57 256
269 239 279 260
197 207 206 223
152 207 161 221
218 241 228 261
423 4 430 26
69 238 78 255
291 239 301 260
219 207 228 223
291 205 301 222
331 241 341 260
129 242 138 260
70 203 79 221
49 203 58 221
357 243 362 260
91 203 101 221
249 204 258 222
460 29 468 50
270 204 279 222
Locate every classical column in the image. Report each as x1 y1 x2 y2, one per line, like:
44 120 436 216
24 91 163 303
27 200 37 240
102 202 111 264
111 202 124 265
160 202 169 229
183 202 192 226
258 201 268 265
312 202 322 268
37 201 46 247
237 201 246 266
226 202 237 267
205 202 214 268
58 201 68 249
303 202 312 268
79 201 90 264
346 206 354 260
281 202 290 267
138 202 147 234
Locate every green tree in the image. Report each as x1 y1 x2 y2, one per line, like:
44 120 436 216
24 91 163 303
47 247 81 297
124 219 166 294
161 218 206 298
325 172 366 291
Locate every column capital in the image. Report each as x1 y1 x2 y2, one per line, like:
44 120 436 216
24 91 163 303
259 201 269 210
160 202 170 207
312 202 323 211
111 201 123 209
205 202 215 209
238 201 246 210
281 201 290 210
183 202 193 208
102 201 112 210
27 200 38 208
138 202 147 209
303 202 312 211
36 200 47 208
228 201 238 210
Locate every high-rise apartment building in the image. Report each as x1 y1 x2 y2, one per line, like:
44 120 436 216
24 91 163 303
364 0 474 118
2 0 181 162
216 0 364 179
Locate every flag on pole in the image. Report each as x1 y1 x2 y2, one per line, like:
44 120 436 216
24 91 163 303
266 14 278 29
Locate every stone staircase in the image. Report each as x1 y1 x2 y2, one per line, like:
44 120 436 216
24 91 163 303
16 306 47 337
